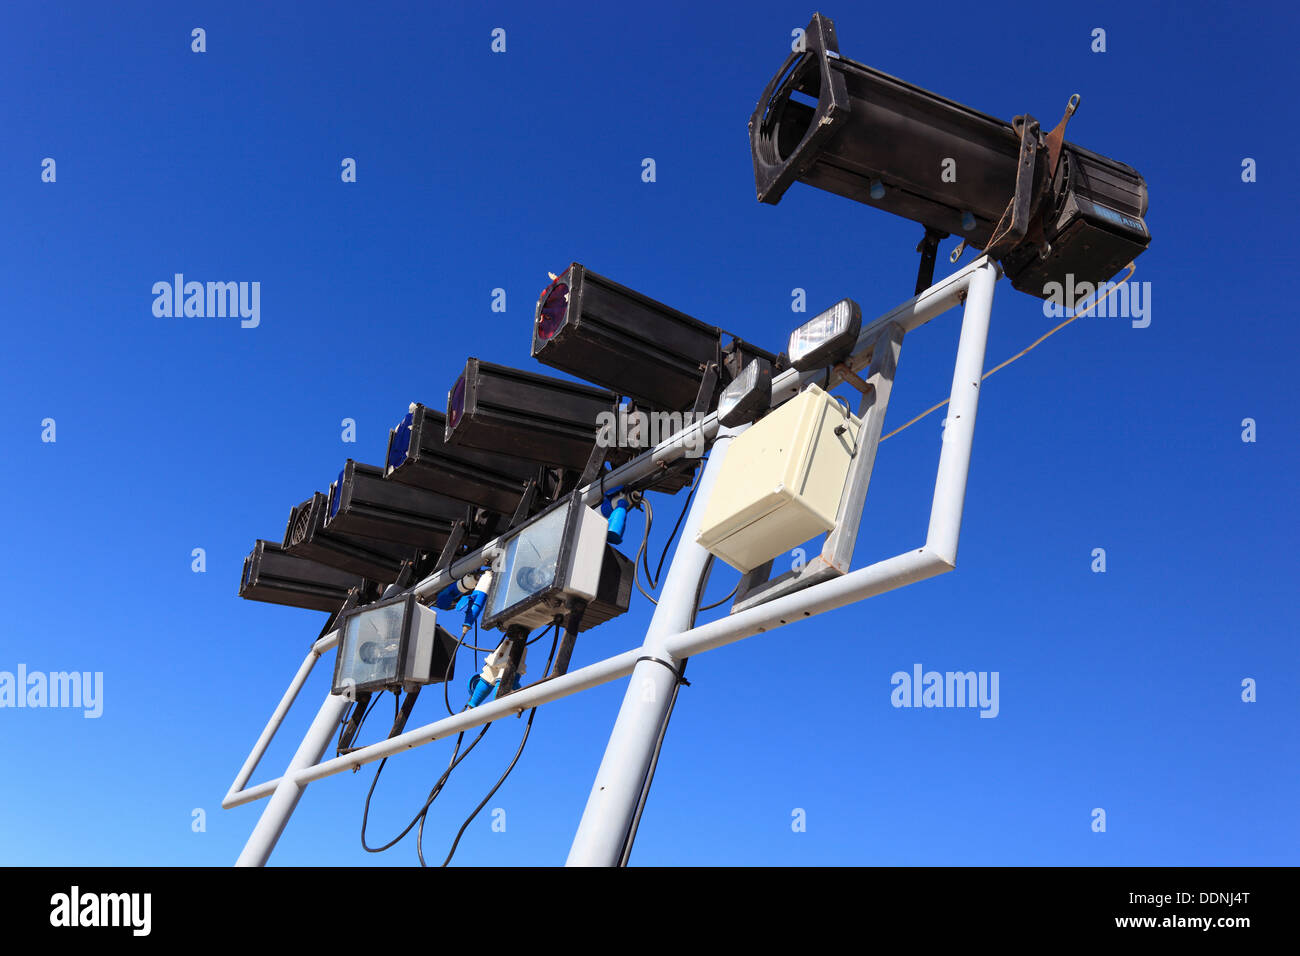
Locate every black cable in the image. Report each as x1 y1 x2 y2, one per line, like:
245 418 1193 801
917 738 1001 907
434 628 561 867
361 722 491 853
336 690 382 756
641 458 707 590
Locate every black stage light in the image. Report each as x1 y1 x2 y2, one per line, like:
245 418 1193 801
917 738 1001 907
283 493 410 583
749 14 1150 298
331 592 458 699
324 460 467 551
532 264 778 412
446 358 615 471
385 403 538 516
239 539 363 612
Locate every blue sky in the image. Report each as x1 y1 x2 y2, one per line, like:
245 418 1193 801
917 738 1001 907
1 0 1296 866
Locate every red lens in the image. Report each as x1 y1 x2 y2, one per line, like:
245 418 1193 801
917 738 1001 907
448 375 466 430
536 281 569 341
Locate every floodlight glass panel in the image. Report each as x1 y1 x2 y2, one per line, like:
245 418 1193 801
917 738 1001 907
492 504 568 618
387 410 414 471
788 299 861 371
336 601 405 692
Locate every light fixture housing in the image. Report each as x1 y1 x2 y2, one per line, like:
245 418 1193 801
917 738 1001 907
283 493 410 583
385 403 538 516
788 299 862 372
239 539 363 612
324 460 467 551
749 13 1150 299
481 493 609 631
331 593 458 699
717 356 774 428
531 264 778 412
446 358 615 471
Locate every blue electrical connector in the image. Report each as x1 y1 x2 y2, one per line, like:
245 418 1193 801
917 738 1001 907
601 491 629 545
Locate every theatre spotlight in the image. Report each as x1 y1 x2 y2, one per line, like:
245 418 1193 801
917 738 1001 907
331 593 458 699
239 539 363 612
749 13 1150 298
283 493 410 583
481 493 628 632
384 403 538 517
324 460 467 551
446 358 615 472
532 264 778 412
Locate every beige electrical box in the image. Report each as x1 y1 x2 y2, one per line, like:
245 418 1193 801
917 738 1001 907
696 385 860 572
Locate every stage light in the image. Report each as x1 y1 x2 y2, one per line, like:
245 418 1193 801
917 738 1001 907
531 264 778 412
385 403 538 517
283 493 410 583
238 539 363 612
331 593 458 699
717 356 774 428
445 358 615 471
324 460 468 550
481 493 618 632
749 13 1150 298
787 299 861 373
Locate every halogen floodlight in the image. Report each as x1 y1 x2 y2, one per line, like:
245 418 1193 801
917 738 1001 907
239 539 363 612
481 493 610 631
446 358 615 471
385 403 538 516
331 593 457 699
787 299 862 373
531 264 779 412
717 356 774 428
749 13 1150 299
324 460 467 550
284 493 410 583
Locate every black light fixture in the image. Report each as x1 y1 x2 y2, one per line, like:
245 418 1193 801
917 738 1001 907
324 460 468 551
787 299 861 373
384 403 539 517
331 592 458 699
446 358 615 472
239 539 362 612
717 356 774 427
283 493 410 583
749 13 1150 298
532 264 778 412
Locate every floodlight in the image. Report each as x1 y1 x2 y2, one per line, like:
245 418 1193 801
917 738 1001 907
480 493 611 631
749 13 1150 298
717 356 774 428
283 493 410 583
238 539 362 612
445 358 615 471
531 264 778 412
331 593 457 699
324 460 467 550
787 299 862 373
384 403 538 516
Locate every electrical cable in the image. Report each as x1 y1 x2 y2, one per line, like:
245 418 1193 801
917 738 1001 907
879 262 1137 442
433 627 561 867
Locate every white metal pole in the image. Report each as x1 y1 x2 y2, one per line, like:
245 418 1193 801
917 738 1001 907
566 432 736 866
235 691 351 867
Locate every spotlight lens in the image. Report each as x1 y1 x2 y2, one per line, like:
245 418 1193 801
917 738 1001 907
387 411 414 471
448 375 466 430
536 281 569 341
788 298 861 371
328 468 345 519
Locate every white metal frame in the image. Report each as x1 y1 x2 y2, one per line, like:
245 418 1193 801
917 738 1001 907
225 256 1000 866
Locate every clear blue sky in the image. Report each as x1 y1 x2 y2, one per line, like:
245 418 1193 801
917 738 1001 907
1 0 1295 866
